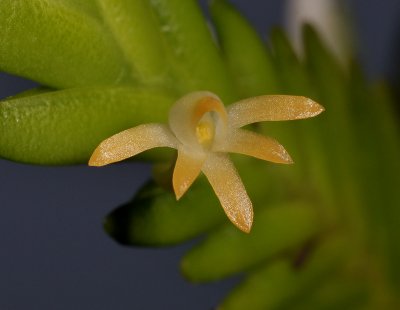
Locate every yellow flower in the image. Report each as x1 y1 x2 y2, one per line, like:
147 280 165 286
89 91 324 233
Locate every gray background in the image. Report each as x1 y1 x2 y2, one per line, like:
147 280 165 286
1 1 399 309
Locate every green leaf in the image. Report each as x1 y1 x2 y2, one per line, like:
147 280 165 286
303 25 367 237
104 178 226 246
303 26 360 196
220 235 350 310
266 28 333 211
0 0 128 88
210 0 278 97
149 0 236 102
181 202 321 282
348 65 400 288
0 86 175 164
2 86 53 100
97 0 169 84
269 28 313 96
370 85 400 289
293 276 369 310
61 0 100 17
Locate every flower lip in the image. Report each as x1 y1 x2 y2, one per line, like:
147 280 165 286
168 91 228 151
190 95 227 128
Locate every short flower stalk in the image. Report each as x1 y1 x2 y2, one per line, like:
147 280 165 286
89 91 324 232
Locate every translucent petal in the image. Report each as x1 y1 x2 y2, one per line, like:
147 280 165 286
228 95 325 128
168 91 227 149
202 154 253 233
173 148 205 200
89 124 177 166
215 129 293 164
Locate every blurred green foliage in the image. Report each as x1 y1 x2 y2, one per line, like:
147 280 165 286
0 0 399 308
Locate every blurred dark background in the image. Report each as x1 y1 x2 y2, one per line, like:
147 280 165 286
0 1 399 309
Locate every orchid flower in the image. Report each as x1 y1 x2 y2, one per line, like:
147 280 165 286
89 91 324 233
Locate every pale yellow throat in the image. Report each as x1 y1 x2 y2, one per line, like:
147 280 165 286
196 120 215 149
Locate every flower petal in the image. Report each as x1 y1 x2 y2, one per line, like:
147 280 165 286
216 129 293 164
202 154 253 233
89 124 177 166
228 95 324 128
173 148 205 200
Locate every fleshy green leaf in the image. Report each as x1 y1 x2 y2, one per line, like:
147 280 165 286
0 0 128 88
61 0 100 17
303 25 366 234
148 0 236 102
210 0 278 97
348 65 400 288
104 177 226 246
97 0 169 84
293 276 369 310
181 202 321 282
2 86 53 100
266 28 332 208
269 28 313 96
0 87 175 164
370 86 400 289
220 235 350 310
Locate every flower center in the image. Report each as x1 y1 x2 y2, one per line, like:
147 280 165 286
168 92 228 152
196 118 215 148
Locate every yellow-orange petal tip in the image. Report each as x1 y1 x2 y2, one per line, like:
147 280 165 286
88 149 106 167
174 189 185 201
241 223 252 234
172 179 189 201
233 212 253 234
